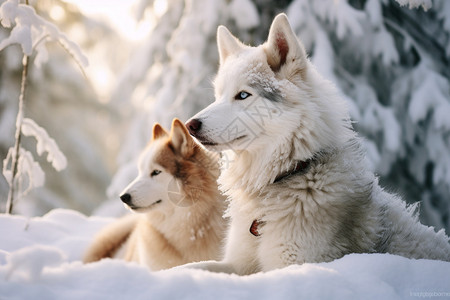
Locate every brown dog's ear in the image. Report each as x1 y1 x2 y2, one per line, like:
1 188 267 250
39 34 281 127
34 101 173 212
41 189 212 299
217 25 246 65
264 13 307 74
170 118 194 156
152 123 168 140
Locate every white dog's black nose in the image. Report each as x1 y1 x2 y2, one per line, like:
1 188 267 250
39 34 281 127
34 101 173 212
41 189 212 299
120 193 132 205
186 119 202 136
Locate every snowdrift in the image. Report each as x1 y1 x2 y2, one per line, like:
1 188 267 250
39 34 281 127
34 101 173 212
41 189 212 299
0 209 449 299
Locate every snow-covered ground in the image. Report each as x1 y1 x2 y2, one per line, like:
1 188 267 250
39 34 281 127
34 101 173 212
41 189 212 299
0 209 449 299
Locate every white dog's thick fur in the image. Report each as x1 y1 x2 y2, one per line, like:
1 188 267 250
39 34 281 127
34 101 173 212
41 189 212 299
84 119 227 270
183 13 450 275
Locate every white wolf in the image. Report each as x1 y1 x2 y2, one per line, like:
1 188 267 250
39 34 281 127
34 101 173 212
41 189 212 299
184 13 450 275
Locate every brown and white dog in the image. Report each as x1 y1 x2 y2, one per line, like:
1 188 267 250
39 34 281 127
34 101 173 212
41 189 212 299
83 119 227 270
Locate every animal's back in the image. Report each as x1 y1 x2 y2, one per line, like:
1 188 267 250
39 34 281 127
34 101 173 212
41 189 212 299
374 188 450 261
317 140 450 261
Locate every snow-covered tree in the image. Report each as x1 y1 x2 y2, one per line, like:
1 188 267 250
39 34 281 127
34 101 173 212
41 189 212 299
108 0 450 232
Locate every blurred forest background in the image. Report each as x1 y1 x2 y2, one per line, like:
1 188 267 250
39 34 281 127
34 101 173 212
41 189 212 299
0 0 449 232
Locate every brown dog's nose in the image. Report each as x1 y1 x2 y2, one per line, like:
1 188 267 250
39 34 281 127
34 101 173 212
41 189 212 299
186 119 202 136
120 193 132 205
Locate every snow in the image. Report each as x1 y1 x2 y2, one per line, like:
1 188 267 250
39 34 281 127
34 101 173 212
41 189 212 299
0 0 88 68
21 118 67 172
408 68 449 126
0 209 449 299
229 0 260 30
3 147 45 194
373 28 399 65
1 0 450 296
395 0 432 11
313 0 365 39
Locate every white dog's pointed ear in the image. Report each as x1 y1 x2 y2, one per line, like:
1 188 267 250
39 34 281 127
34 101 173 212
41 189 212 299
217 25 245 65
170 118 194 156
264 13 307 73
152 123 168 140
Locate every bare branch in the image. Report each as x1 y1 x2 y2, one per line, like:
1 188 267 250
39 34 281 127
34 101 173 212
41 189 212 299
6 54 29 214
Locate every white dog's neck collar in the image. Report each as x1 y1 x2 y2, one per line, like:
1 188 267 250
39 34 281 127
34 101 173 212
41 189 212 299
273 159 312 183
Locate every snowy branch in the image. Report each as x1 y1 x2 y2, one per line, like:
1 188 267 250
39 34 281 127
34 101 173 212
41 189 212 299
3 147 45 196
0 0 88 68
395 0 432 11
21 118 67 172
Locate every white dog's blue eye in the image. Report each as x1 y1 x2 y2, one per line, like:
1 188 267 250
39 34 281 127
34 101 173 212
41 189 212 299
151 170 161 177
235 91 251 100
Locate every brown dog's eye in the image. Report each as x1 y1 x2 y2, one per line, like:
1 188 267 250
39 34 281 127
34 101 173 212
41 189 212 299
235 91 251 100
151 170 161 177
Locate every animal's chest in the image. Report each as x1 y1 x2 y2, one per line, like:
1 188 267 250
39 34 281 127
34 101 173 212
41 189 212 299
233 190 339 268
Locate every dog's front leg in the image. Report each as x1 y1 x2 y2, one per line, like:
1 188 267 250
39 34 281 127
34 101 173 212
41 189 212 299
174 215 261 275
257 225 306 271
